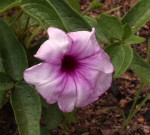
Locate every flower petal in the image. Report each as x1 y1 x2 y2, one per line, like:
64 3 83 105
24 63 59 85
98 49 114 73
67 28 100 59
34 27 71 63
76 66 100 90
74 67 100 107
79 48 114 74
35 73 67 104
94 72 112 96
74 76 92 107
74 64 112 107
58 75 77 112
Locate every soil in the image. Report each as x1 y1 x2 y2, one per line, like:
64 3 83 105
0 0 150 135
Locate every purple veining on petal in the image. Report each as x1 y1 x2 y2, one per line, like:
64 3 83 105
24 27 114 112
58 74 77 112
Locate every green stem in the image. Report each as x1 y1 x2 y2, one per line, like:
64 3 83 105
104 6 122 15
123 93 150 128
122 83 144 131
128 83 143 117
9 10 23 26
147 38 150 63
3 12 9 24
130 93 150 118
82 6 93 15
0 95 9 110
21 16 30 40
25 25 42 48
24 16 30 33
102 106 125 120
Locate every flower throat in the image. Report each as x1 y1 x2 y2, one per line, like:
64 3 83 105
61 55 78 72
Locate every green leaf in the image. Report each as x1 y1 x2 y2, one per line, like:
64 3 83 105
0 91 5 104
20 13 40 27
47 0 91 31
84 16 110 44
122 24 132 40
64 112 77 123
28 37 47 65
0 53 5 105
10 81 41 135
97 14 123 41
65 0 80 12
124 35 145 44
130 52 150 86
81 132 89 135
29 37 47 56
0 0 21 13
147 38 150 62
21 0 91 31
42 102 63 129
0 52 5 72
0 72 14 90
90 0 103 10
0 19 28 81
40 127 49 135
105 44 133 78
122 0 150 33
21 2 66 30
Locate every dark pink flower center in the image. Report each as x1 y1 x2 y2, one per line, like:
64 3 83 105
61 55 78 72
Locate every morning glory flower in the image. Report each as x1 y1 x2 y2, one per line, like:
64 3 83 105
24 27 113 112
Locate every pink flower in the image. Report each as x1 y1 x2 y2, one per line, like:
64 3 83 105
24 27 113 112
